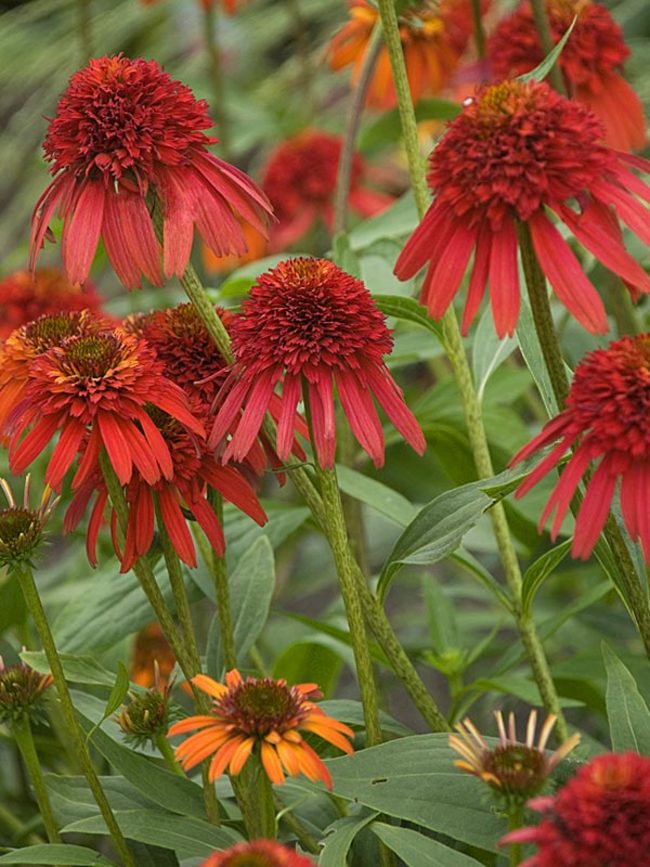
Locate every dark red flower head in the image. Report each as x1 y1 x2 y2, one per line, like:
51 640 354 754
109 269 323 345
209 257 426 469
501 752 650 866
201 839 314 866
8 326 203 493
0 268 104 340
262 130 392 249
395 78 650 337
31 55 272 288
489 0 646 151
512 333 650 559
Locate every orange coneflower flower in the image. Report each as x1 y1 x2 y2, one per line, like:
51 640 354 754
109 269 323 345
129 624 177 690
0 268 104 341
168 670 354 787
201 220 268 276
329 0 483 110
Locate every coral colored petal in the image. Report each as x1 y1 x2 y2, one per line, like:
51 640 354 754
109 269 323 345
200 463 266 525
462 224 491 334
336 368 385 468
394 203 447 280
135 409 174 482
591 179 650 248
133 485 155 558
514 435 573 500
572 461 617 559
10 413 64 476
102 192 145 288
186 492 225 556
62 181 106 284
224 370 278 462
46 419 86 490
209 375 253 451
541 447 594 539
157 485 197 568
109 190 162 286
119 421 162 486
528 211 608 333
153 385 205 437
71 426 103 490
421 222 477 320
96 413 134 485
364 363 426 457
86 489 107 568
488 220 520 338
307 375 337 469
276 374 302 461
30 179 67 272
158 169 194 279
576 73 646 152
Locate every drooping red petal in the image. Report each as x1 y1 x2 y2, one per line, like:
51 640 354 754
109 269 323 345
157 485 197 568
201 463 267 525
363 364 426 457
96 412 134 485
421 222 477 319
62 181 106 284
275 374 302 461
86 488 108 568
394 202 447 280
540 446 594 539
336 368 385 468
224 369 278 462
46 418 86 490
462 223 492 334
590 179 650 248
209 374 253 451
488 220 520 338
307 374 336 469
10 412 64 476
572 459 617 559
185 491 226 556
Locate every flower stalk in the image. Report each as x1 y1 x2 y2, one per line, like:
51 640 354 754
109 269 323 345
375 0 568 741
208 491 237 672
12 715 60 844
14 562 136 867
203 2 231 160
529 0 566 94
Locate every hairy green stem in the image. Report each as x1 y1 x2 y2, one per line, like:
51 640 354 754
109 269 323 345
15 564 135 867
77 0 92 61
469 0 486 61
529 0 565 94
0 799 43 846
507 805 524 866
155 731 185 776
315 464 383 746
284 0 314 115
376 0 567 741
12 717 60 845
203 3 231 160
209 492 237 672
275 795 320 854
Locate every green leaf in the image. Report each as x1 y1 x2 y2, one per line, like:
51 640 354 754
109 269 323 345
46 773 151 826
0 846 114 865
603 642 650 753
515 295 560 416
319 812 379 867
335 464 418 527
61 810 242 859
332 231 362 278
472 306 517 403
371 823 483 866
378 467 528 600
86 662 130 744
273 642 342 697
359 99 459 151
348 192 419 250
20 651 120 687
319 700 413 738
521 539 573 615
282 613 388 666
517 17 577 84
374 294 445 344
328 734 504 852
207 535 275 676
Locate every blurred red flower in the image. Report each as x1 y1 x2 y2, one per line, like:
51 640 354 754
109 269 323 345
201 840 314 866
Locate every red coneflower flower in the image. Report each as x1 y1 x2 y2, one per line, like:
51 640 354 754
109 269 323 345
329 0 482 110
208 258 426 469
395 79 650 338
261 130 393 250
8 327 204 493
489 0 646 152
201 840 314 867
0 268 104 340
511 334 650 559
31 54 272 288
168 669 354 787
0 310 108 437
501 752 650 866
450 710 580 807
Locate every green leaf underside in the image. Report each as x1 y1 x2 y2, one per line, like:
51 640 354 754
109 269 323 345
603 642 650 753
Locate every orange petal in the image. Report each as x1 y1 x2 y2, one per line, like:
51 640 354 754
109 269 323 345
225 669 243 689
191 674 227 700
260 741 285 785
229 736 256 776
301 721 354 754
167 715 218 736
208 737 244 783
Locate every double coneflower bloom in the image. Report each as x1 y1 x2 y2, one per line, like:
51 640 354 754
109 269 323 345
31 54 272 288
201 841 314 867
396 78 650 338
209 257 426 469
168 670 354 787
512 334 650 560
329 0 481 109
489 0 646 151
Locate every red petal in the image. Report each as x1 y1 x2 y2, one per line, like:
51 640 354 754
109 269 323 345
462 223 491 334
336 368 385 468
488 220 519 338
46 418 86 490
157 486 196 568
307 375 336 469
394 202 447 280
572 460 617 559
275 374 302 461
224 369 278 462
185 491 225 556
363 364 426 456
201 463 267 525
421 222 477 319
62 181 105 284
96 412 133 485
10 413 64 476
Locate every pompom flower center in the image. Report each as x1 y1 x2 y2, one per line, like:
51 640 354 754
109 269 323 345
22 312 89 355
217 678 305 736
430 79 611 227
43 54 216 185
63 334 121 376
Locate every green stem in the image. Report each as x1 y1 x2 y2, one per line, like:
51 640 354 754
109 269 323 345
469 0 486 61
155 731 184 776
0 799 43 846
376 0 567 741
518 226 650 660
507 805 524 866
203 3 231 160
209 492 237 672
529 0 565 94
12 717 60 844
275 795 319 854
284 0 314 117
77 0 92 61
15 564 135 867
315 464 383 747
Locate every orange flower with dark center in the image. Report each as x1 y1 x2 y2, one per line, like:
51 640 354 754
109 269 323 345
395 78 650 337
201 840 315 867
209 258 425 469
330 0 482 109
8 328 204 493
501 752 650 865
31 55 272 288
168 670 354 787
0 310 109 437
0 268 104 340
261 130 392 249
489 0 646 151
511 333 650 559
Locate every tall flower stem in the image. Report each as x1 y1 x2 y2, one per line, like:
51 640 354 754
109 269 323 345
12 716 60 844
203 3 231 160
284 0 314 116
99 454 221 824
208 492 237 671
529 0 565 94
314 463 383 746
77 0 92 62
507 806 524 866
155 731 185 776
518 226 650 660
14 563 135 867
469 0 486 61
375 0 568 742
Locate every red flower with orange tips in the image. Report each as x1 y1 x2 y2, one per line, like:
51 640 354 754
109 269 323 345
501 752 650 866
168 669 354 787
201 840 314 867
0 268 104 340
209 258 426 469
262 130 393 250
329 0 482 110
31 55 272 289
489 0 646 152
8 327 203 495
511 334 650 560
395 79 650 338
